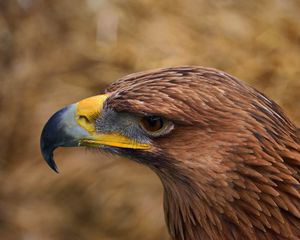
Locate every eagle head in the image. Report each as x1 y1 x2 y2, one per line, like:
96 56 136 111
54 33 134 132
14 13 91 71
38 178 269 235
40 66 300 240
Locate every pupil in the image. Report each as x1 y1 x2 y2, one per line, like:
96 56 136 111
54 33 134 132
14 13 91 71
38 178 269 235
141 116 164 132
148 117 161 127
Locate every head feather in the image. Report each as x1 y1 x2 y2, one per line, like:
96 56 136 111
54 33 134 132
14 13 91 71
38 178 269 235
105 66 300 240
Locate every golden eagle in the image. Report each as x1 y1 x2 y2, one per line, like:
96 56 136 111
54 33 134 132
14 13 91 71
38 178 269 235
41 66 300 240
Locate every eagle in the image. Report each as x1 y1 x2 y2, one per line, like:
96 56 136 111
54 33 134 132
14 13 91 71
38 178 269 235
40 66 300 240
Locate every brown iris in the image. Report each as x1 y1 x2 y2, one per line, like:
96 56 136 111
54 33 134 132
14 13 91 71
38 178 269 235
140 116 164 133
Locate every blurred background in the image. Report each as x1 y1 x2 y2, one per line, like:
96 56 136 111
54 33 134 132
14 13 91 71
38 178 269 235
0 0 299 239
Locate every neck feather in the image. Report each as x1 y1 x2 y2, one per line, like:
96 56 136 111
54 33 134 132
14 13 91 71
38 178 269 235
156 134 300 240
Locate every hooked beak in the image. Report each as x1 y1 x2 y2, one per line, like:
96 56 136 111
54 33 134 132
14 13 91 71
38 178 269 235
40 94 150 172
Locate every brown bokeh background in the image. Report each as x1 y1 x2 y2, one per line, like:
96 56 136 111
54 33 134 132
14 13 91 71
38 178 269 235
0 0 299 239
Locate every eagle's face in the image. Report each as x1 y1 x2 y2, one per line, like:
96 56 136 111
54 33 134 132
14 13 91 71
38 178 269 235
40 65 298 193
41 67 246 177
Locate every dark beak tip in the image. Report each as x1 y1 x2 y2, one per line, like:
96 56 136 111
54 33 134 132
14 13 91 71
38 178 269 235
46 163 59 173
46 156 59 173
51 165 59 174
40 107 69 174
40 145 60 173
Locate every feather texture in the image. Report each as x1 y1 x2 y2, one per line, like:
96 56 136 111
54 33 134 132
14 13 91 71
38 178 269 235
105 66 300 240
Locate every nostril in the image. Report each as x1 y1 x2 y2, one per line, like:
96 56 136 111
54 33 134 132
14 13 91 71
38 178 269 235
77 115 95 132
78 115 90 124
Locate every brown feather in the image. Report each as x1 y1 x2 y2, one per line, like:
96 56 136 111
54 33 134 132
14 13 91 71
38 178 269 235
105 66 300 239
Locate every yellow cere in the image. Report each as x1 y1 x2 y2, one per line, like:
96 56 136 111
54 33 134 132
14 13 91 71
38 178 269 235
76 94 109 133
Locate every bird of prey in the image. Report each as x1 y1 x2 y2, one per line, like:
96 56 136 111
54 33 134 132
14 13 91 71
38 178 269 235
41 66 300 240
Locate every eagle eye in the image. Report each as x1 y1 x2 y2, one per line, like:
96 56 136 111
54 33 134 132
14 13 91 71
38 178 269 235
139 116 173 137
